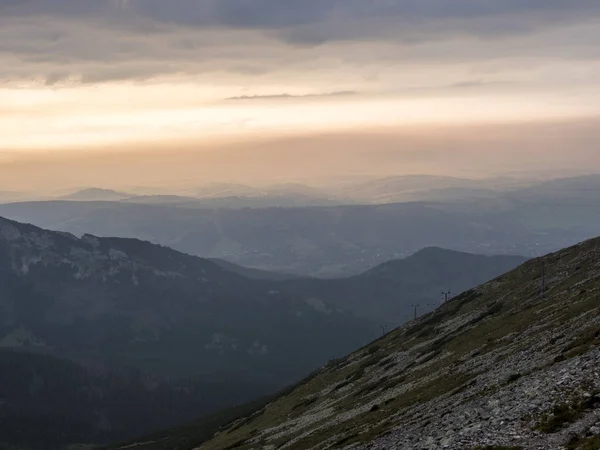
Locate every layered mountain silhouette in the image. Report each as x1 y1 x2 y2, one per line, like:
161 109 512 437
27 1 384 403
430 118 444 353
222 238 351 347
0 216 375 447
0 216 527 449
0 216 373 380
0 194 594 277
58 188 131 201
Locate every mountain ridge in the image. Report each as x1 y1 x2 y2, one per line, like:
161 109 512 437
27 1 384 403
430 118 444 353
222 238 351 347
273 249 526 324
185 236 600 450
59 188 131 201
0 215 378 445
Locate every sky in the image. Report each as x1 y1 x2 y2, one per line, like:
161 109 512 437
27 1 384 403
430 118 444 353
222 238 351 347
1 1 600 191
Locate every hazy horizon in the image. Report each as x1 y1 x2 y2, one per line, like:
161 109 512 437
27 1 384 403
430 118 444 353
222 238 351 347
2 1 600 193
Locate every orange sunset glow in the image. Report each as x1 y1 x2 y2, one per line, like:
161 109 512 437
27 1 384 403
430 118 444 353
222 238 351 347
1 0 599 192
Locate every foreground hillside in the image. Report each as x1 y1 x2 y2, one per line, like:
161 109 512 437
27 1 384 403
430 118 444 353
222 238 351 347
181 237 600 450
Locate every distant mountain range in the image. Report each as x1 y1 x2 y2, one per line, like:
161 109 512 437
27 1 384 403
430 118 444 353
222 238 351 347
123 193 343 209
58 188 131 201
338 174 523 203
0 216 527 449
0 190 31 203
54 183 346 208
50 176 523 207
0 187 596 276
4 173 600 210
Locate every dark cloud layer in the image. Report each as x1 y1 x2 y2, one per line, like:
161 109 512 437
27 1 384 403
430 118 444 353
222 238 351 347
1 0 600 85
4 0 600 38
4 1 600 23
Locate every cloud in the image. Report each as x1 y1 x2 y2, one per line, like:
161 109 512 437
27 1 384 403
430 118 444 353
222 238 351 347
6 1 600 31
3 0 600 165
1 0 600 91
226 91 358 100
446 81 517 89
2 118 600 192
5 1 600 45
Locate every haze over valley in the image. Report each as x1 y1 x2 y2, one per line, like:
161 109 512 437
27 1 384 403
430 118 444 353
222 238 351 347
1 173 599 277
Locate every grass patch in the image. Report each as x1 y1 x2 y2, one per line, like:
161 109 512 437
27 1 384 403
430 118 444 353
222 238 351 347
561 326 600 359
537 403 584 433
567 435 600 450
291 396 318 411
377 356 394 368
222 438 247 450
353 378 388 398
379 375 407 392
332 379 351 391
536 393 600 433
407 290 482 338
292 372 476 449
358 355 384 371
334 432 359 447
368 344 382 354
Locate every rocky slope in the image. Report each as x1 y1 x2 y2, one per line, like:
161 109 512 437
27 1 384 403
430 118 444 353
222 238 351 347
191 237 600 450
